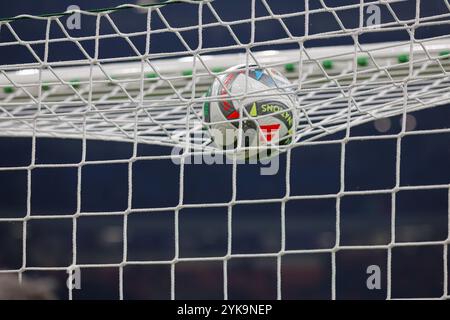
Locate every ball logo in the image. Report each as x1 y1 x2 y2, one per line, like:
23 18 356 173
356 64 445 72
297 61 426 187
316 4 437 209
259 123 280 142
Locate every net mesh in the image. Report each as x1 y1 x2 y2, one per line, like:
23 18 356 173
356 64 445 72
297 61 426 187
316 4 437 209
0 0 449 299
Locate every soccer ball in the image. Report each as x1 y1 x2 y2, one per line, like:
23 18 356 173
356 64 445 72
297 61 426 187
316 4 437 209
202 64 295 160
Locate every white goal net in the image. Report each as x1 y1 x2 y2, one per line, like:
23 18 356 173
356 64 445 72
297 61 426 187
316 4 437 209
0 0 449 300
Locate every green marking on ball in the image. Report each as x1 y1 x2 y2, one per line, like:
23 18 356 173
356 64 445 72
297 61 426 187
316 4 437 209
284 63 295 73
357 56 369 67
203 101 210 116
107 77 117 86
3 86 14 94
398 54 409 63
212 67 225 74
322 60 333 70
42 83 50 91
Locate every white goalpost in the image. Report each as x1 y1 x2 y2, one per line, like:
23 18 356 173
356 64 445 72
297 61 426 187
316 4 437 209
0 0 449 300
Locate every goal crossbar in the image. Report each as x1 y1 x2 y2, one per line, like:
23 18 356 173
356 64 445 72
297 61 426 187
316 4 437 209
1 39 449 149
